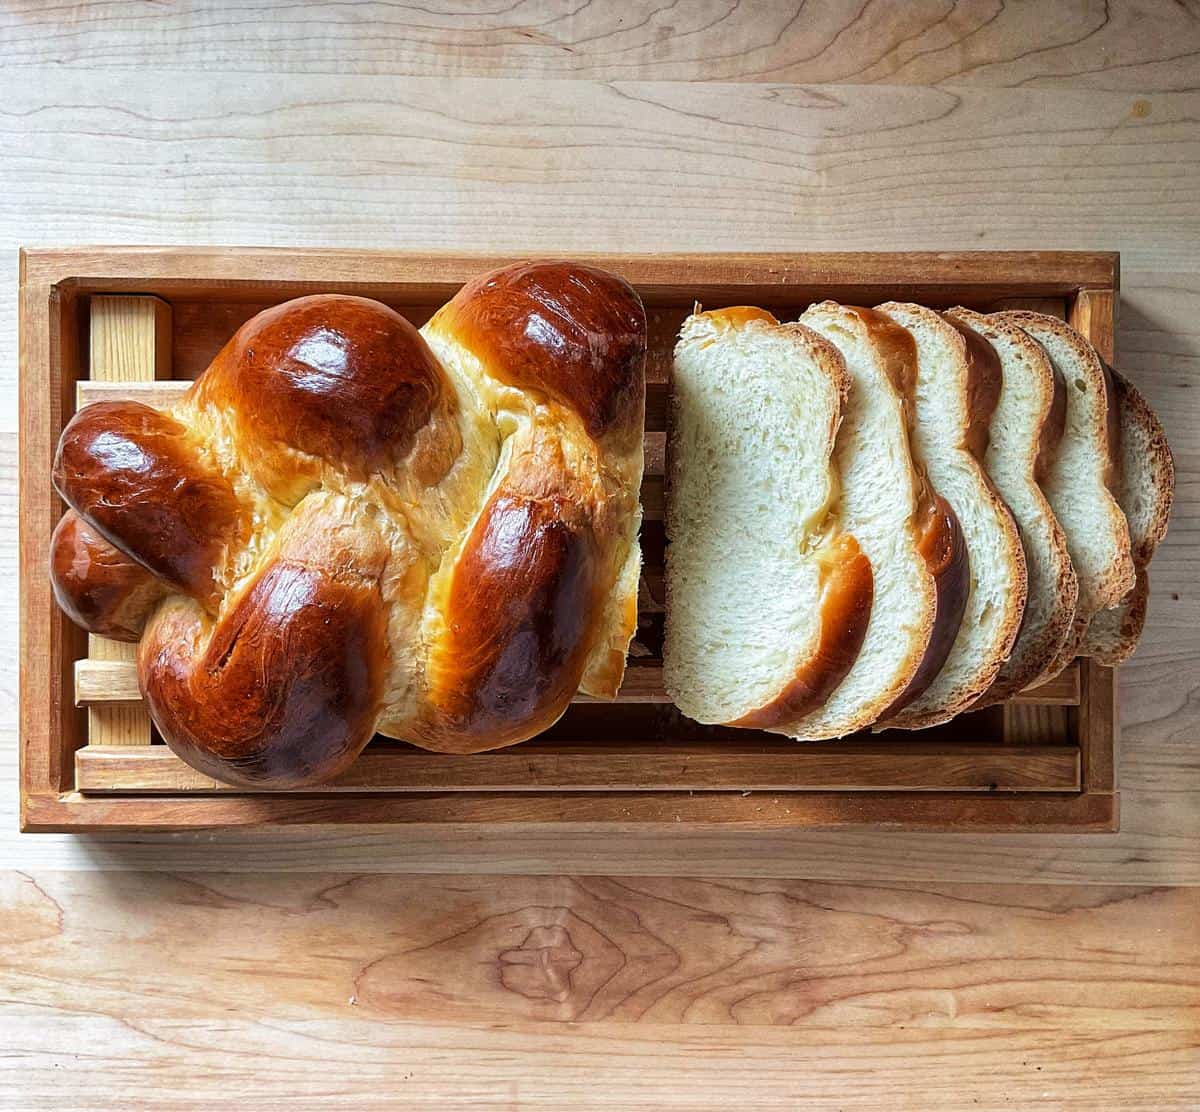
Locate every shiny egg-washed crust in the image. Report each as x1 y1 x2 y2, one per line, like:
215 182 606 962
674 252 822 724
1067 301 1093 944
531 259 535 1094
50 510 170 642
50 263 647 785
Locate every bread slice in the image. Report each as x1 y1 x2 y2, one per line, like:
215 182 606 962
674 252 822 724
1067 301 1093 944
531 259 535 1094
994 312 1134 683
781 303 966 739
873 303 1027 730
946 308 1078 707
664 307 873 728
1082 366 1174 664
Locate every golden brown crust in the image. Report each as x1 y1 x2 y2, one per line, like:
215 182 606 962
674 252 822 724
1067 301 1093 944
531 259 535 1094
946 308 1077 707
699 305 780 330
872 303 1026 730
943 312 1004 462
578 543 641 699
1082 368 1174 664
732 533 873 730
433 260 647 442
1108 367 1174 566
845 305 917 398
53 400 247 609
406 261 646 751
52 265 647 786
844 305 969 720
49 510 169 642
1087 567 1150 666
412 492 600 753
881 491 970 718
193 294 456 502
1100 359 1122 493
1036 343 1068 484
140 557 388 789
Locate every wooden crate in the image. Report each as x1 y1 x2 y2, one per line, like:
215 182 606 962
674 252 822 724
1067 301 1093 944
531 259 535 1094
20 248 1120 832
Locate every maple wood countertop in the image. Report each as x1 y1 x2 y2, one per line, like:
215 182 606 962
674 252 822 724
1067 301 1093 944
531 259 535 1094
2 3 1198 1108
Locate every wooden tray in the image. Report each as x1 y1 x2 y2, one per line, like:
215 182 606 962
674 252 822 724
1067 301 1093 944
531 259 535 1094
19 248 1120 832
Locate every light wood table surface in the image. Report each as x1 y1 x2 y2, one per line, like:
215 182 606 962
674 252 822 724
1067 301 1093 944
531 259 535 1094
2 3 1198 1108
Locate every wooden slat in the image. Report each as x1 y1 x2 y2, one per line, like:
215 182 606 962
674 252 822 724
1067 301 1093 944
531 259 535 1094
84 296 171 747
1069 288 1120 795
1002 703 1070 746
27 247 1121 305
76 377 188 410
73 659 142 705
20 268 88 806
1079 659 1118 794
75 741 1081 795
23 787 1120 833
73 656 674 705
1071 286 1118 364
74 657 1082 709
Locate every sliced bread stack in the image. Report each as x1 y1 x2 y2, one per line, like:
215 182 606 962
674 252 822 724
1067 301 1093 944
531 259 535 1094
664 302 1173 736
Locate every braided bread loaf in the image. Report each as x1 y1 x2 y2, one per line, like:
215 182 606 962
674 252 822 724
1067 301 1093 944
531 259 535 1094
51 262 647 786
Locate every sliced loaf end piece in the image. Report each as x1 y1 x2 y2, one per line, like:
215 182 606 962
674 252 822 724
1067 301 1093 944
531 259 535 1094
1082 366 1174 665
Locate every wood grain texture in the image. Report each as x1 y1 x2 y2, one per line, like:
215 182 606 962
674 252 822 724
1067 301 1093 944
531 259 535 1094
1003 702 1070 746
5 871 1196 1028
3 10 1200 1106
2 0 1198 91
24 249 1108 831
72 741 1081 794
70 653 677 704
2 871 1197 1108
1 249 1195 877
83 296 169 748
0 19 1192 852
3 76 1197 273
69 650 1083 708
22 787 1120 835
6 1024 1197 1112
1066 288 1124 798
1 71 1197 437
